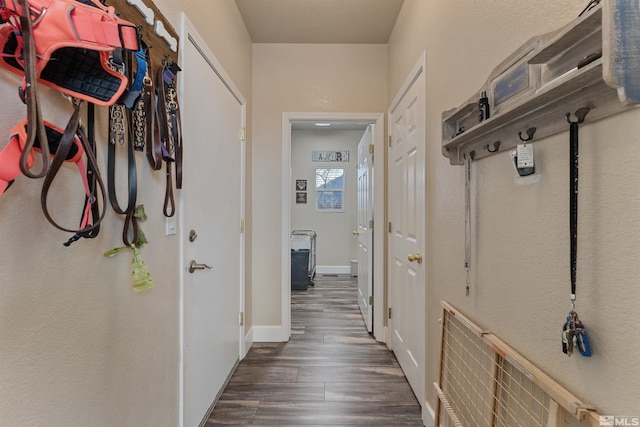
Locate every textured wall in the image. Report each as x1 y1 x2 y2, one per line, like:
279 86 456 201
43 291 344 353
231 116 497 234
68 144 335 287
252 44 387 326
388 0 640 415
0 1 252 426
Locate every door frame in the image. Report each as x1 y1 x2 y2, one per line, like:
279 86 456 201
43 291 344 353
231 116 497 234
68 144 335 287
387 50 429 424
178 14 246 427
281 112 386 342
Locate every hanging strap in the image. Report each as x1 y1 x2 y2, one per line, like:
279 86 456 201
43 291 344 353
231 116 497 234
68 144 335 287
63 102 102 246
18 0 50 178
156 59 182 217
464 154 472 296
566 107 589 307
144 55 163 170
569 120 578 306
562 108 592 358
40 100 107 234
107 51 139 247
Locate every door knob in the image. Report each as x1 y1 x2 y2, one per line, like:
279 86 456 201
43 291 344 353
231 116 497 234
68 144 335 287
352 230 360 235
407 253 423 264
188 260 212 273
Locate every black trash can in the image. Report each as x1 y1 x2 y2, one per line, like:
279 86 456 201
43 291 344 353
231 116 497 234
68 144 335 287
291 249 310 290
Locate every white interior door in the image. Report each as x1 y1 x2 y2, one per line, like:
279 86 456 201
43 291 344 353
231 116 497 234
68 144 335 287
387 55 426 405
356 125 374 332
181 21 244 427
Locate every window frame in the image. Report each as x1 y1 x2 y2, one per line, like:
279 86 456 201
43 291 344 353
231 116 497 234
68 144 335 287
314 167 345 213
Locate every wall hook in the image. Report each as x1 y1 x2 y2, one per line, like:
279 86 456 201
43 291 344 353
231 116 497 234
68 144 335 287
518 127 536 142
566 107 590 124
486 141 501 153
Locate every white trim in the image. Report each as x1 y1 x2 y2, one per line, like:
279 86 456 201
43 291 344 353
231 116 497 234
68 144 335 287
315 265 351 275
243 327 254 357
389 51 426 114
423 400 436 427
371 117 386 343
282 112 385 343
281 116 292 342
179 13 247 427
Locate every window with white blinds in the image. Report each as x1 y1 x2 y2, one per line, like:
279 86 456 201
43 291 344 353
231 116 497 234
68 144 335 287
315 168 344 212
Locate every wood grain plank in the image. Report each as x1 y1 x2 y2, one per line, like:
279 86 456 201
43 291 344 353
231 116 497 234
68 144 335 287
206 275 424 426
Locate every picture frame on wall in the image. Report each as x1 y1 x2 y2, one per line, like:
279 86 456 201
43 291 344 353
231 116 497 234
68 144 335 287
296 192 307 203
296 179 307 191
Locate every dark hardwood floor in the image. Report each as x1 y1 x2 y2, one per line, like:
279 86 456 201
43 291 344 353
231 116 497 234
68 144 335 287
205 274 424 426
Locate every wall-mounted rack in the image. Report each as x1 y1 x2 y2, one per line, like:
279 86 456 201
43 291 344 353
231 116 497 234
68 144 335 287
106 0 179 72
442 1 640 165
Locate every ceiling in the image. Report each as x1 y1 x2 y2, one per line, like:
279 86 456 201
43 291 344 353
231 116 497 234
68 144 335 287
235 0 405 44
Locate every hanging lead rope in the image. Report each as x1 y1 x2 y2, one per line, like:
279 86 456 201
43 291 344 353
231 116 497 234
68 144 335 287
464 153 473 296
562 107 592 357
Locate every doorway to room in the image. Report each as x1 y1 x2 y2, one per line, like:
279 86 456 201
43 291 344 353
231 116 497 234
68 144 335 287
282 112 386 343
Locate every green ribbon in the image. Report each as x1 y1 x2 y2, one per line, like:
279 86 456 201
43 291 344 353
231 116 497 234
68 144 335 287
104 205 154 292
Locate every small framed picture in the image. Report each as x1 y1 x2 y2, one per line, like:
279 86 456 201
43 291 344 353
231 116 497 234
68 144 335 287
296 179 307 191
296 192 307 204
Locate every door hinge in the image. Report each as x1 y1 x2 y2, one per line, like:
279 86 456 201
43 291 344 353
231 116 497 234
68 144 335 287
239 312 244 326
369 295 374 306
368 144 374 154
369 219 374 230
388 307 392 319
388 135 392 147
240 219 245 233
388 222 392 233
239 127 246 142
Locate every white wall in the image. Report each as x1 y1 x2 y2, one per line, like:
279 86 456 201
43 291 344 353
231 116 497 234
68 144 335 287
252 43 387 327
291 129 362 270
0 2 252 426
388 0 640 415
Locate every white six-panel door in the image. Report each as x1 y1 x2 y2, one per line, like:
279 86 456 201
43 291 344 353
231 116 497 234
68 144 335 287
388 54 426 406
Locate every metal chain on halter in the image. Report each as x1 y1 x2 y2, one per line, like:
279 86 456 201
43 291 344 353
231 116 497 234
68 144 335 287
108 58 127 146
164 86 178 158
110 105 126 146
132 73 152 151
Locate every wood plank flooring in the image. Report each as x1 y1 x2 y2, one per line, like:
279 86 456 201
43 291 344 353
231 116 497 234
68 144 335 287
205 275 424 426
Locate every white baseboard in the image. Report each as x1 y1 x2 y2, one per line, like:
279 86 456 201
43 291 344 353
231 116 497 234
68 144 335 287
316 265 351 275
423 400 436 427
252 325 289 342
374 325 388 344
242 327 254 358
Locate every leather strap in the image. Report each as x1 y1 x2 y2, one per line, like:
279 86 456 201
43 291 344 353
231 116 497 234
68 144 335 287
63 102 102 245
156 60 182 217
107 107 137 216
107 51 139 246
143 49 163 169
18 0 50 178
40 101 106 233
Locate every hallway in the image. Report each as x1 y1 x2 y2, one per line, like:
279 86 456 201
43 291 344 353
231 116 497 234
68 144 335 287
206 274 424 426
